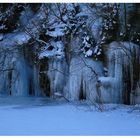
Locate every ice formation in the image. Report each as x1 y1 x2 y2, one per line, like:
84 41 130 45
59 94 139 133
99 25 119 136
0 3 140 105
99 42 140 104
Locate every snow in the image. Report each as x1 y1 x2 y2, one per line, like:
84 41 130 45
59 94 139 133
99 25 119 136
13 33 31 45
0 33 3 41
0 97 140 136
94 46 99 54
54 92 62 97
97 51 101 56
19 7 34 27
0 24 6 30
0 32 30 47
85 49 92 57
39 41 65 59
76 12 88 18
46 28 65 37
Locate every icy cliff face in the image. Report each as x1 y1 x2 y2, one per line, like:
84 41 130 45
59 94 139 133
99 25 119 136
39 35 104 102
0 32 140 105
64 55 104 101
61 36 104 101
0 32 41 96
0 3 140 105
47 57 68 97
99 42 140 104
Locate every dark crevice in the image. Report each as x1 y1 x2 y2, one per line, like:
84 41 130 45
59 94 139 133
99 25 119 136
79 80 86 100
39 58 51 97
8 70 12 96
29 79 34 96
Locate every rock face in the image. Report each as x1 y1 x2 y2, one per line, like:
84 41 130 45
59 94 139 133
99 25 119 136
119 4 140 34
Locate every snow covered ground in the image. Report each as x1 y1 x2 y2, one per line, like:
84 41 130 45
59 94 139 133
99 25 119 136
0 97 140 136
